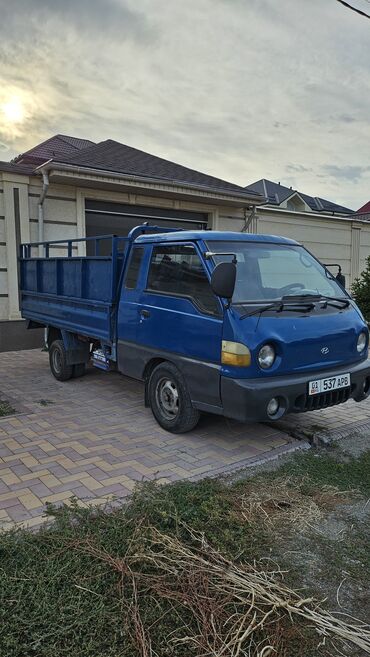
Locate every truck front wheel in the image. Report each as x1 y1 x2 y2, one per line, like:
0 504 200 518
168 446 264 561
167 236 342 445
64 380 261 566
148 362 200 433
49 340 73 381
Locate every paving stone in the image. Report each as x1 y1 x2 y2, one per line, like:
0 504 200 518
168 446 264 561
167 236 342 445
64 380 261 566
0 496 20 509
2 349 368 530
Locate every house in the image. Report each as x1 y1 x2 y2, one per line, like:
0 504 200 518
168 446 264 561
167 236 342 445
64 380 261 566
2 136 370 352
246 179 354 216
244 179 370 291
351 201 370 223
0 135 262 350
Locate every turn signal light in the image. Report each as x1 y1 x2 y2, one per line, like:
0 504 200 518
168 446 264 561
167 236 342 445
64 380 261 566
221 341 251 367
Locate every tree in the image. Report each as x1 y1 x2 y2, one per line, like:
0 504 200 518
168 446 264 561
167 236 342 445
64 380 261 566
351 255 370 323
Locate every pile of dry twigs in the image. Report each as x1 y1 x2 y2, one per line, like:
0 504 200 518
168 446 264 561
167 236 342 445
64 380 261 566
236 476 356 533
73 525 370 657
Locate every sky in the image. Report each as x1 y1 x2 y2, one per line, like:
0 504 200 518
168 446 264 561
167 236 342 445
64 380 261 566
0 0 369 210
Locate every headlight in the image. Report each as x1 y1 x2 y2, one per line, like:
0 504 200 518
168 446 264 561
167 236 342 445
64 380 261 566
258 344 275 369
357 332 367 353
221 341 251 367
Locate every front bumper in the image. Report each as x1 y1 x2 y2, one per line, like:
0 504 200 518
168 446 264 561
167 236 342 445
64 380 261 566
221 359 370 423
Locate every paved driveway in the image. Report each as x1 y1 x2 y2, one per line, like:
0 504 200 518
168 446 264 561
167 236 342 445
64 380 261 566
0 350 296 529
2 350 370 530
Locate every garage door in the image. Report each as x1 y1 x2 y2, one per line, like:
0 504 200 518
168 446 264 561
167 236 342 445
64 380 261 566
85 200 208 254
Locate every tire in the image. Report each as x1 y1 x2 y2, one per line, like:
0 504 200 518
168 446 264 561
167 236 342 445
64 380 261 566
148 362 200 433
49 340 73 381
73 363 86 378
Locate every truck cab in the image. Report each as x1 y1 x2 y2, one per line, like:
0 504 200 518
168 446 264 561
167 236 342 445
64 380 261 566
19 225 370 433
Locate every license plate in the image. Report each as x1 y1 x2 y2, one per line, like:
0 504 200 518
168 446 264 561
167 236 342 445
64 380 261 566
308 373 350 396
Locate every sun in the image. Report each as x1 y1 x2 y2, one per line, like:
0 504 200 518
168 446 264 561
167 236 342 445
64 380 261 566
2 97 25 124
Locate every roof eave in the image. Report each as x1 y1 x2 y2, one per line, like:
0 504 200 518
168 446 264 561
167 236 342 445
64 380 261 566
257 205 361 222
37 161 265 206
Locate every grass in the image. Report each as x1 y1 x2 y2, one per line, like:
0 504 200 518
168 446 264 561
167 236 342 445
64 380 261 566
276 446 370 495
0 445 369 657
0 399 15 417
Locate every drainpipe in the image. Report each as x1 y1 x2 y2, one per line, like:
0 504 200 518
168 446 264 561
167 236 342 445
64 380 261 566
38 169 49 256
241 205 256 232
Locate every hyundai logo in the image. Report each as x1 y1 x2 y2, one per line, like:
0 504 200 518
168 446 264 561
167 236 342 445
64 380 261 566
321 347 330 355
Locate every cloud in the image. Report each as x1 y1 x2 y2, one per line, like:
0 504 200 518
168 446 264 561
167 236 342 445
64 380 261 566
0 0 369 209
273 122 289 129
0 0 152 40
337 114 357 124
286 164 313 174
321 164 370 183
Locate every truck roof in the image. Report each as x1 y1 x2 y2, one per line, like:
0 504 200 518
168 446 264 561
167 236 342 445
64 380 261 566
135 230 300 246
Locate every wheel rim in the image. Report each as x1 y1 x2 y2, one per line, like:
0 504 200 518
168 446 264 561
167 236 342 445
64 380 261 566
52 348 62 374
155 377 179 421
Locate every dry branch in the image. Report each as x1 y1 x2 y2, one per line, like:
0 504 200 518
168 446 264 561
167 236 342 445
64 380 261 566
71 525 370 656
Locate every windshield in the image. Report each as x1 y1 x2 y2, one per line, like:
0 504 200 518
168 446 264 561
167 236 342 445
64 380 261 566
206 241 347 303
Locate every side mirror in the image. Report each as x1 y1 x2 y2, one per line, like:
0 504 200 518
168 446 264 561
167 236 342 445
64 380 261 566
211 262 236 299
336 272 346 288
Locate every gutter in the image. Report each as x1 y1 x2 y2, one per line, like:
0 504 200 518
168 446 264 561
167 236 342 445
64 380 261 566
256 204 361 224
36 161 266 206
37 161 51 256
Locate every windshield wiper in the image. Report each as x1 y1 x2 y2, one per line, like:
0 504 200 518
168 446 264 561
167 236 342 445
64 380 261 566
317 295 350 308
239 300 315 319
282 294 350 309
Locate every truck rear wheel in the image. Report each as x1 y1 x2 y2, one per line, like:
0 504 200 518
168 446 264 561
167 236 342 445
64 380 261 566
148 362 200 433
49 340 73 381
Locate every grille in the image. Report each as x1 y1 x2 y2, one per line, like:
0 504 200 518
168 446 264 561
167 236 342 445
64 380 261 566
302 386 351 412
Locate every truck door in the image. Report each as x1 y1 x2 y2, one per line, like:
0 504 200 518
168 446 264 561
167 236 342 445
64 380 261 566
119 242 223 411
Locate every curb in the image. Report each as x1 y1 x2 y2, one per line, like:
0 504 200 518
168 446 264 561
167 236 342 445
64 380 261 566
311 418 370 446
270 417 370 447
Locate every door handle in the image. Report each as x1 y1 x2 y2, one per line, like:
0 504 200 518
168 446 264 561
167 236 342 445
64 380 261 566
140 309 151 318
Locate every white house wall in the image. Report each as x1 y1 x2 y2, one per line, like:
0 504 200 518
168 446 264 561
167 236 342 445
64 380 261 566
0 182 7 319
359 227 370 276
214 206 370 288
1 174 370 324
28 182 79 259
255 209 370 287
0 178 242 320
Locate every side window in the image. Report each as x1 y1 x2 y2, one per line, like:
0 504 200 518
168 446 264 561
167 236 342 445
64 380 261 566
125 247 144 289
147 245 220 315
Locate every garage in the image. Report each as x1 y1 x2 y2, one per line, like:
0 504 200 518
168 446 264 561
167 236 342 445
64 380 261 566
85 200 208 254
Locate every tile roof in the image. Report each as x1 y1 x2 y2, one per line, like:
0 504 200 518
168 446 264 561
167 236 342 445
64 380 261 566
0 161 35 175
4 134 262 200
53 139 261 198
356 201 370 214
13 134 96 165
245 179 354 215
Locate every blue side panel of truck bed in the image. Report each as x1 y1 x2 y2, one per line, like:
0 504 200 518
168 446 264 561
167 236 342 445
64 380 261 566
19 236 128 343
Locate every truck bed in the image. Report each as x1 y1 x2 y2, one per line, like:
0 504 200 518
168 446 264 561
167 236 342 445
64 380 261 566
20 235 128 343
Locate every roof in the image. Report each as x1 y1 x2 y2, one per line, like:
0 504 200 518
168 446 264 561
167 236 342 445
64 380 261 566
356 201 370 214
245 179 354 215
3 133 261 201
0 160 35 175
135 229 299 245
13 134 96 165
52 139 261 199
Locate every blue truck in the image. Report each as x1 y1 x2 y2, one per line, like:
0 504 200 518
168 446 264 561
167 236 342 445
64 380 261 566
19 224 370 433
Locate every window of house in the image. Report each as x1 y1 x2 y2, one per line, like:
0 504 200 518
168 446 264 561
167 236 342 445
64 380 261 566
147 245 220 315
125 247 144 289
